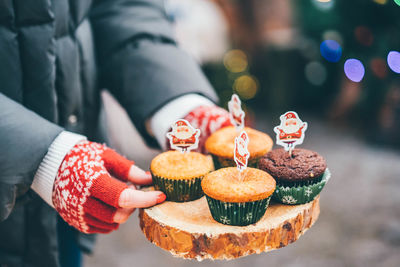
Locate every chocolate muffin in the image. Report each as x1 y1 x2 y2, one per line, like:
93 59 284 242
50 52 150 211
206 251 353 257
259 148 326 186
258 148 330 205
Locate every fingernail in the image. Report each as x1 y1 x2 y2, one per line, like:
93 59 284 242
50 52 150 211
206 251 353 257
114 212 123 223
156 193 166 204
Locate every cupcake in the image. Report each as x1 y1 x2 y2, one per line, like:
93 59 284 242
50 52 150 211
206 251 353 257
258 148 331 205
205 126 273 169
150 151 213 202
201 167 276 226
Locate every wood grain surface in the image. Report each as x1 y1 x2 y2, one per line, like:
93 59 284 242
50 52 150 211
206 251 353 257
139 196 320 260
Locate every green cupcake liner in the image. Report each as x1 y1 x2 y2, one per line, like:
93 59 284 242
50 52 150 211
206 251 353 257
211 154 260 170
152 174 204 202
205 195 272 226
275 174 324 187
273 168 331 205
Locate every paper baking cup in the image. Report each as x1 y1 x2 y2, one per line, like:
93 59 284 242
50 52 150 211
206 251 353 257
211 154 260 170
152 174 204 202
205 195 272 226
273 168 331 205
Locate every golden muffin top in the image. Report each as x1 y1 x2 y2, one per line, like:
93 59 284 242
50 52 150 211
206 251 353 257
150 151 213 180
205 126 273 159
201 167 276 202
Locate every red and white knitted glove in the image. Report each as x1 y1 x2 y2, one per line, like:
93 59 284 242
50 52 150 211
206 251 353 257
52 141 166 234
183 105 233 153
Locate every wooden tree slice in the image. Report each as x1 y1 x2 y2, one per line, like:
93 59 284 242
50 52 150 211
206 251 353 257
139 196 320 260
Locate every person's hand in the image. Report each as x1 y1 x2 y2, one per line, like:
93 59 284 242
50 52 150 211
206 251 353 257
183 105 232 153
52 141 166 234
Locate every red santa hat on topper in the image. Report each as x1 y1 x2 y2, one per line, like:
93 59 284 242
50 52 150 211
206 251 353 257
175 120 188 127
232 94 240 105
284 112 297 120
240 131 248 142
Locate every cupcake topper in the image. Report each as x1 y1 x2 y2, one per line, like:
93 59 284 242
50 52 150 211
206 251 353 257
234 131 250 174
228 94 245 132
274 111 308 156
167 119 201 153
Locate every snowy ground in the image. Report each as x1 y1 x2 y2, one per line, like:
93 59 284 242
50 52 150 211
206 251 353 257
86 94 400 267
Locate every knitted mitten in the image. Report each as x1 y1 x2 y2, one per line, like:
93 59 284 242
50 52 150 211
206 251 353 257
52 141 135 233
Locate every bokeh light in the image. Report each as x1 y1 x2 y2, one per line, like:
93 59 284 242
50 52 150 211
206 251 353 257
373 0 387 4
370 58 387 79
233 75 259 100
394 0 400 6
312 0 335 10
322 30 343 45
387 51 400 73
223 50 248 73
354 26 374 46
320 40 342 62
305 62 327 86
344 59 365 82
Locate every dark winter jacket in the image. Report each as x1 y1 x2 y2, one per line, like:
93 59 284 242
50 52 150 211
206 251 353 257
0 0 217 266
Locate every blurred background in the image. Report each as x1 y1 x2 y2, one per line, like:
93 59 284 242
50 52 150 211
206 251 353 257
87 0 400 266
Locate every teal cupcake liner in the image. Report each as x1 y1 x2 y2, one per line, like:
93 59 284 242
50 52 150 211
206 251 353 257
273 168 331 205
205 195 272 226
152 174 204 202
211 154 260 170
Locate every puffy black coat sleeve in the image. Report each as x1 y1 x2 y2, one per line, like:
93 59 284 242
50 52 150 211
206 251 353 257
90 0 218 147
0 94 63 221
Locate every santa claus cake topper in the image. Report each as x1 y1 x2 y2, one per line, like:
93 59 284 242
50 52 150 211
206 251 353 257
167 119 201 153
228 94 245 132
234 131 250 172
274 111 308 155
